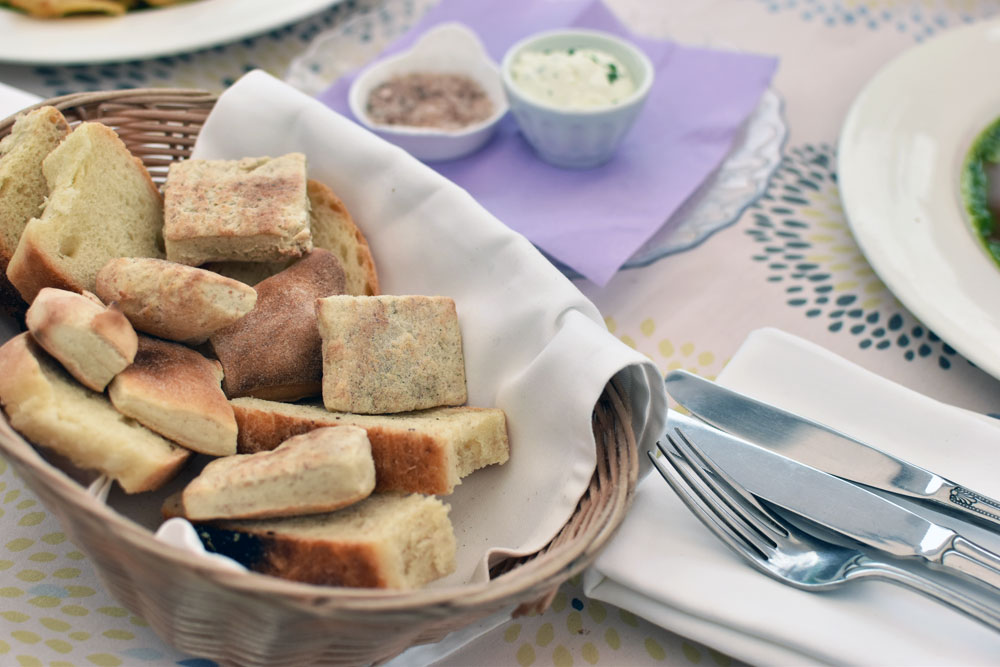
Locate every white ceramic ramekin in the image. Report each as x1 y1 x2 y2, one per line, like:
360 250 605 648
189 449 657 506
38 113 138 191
348 23 508 162
501 28 654 169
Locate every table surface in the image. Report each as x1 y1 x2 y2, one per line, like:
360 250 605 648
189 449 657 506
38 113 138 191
3 1 1000 665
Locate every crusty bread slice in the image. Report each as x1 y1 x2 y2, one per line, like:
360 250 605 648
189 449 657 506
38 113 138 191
95 257 257 344
204 179 379 296
317 295 467 414
170 492 456 589
181 425 375 521
231 397 509 494
0 333 189 493
163 153 311 266
210 249 346 401
6 121 165 304
25 287 138 391
108 336 237 457
0 106 71 314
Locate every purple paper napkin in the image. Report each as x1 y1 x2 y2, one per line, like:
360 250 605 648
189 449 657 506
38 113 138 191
317 0 778 285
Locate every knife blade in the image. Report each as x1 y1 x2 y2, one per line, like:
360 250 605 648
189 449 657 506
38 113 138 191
665 369 1000 531
673 413 1000 593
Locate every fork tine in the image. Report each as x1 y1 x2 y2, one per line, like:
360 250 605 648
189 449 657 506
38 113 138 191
669 427 790 540
647 445 766 563
652 437 776 558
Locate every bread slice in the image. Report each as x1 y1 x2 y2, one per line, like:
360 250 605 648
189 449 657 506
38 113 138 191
0 106 71 314
163 153 311 266
6 122 165 304
204 180 379 296
173 492 456 589
231 397 509 494
95 257 257 344
317 295 467 414
25 287 138 391
0 333 189 493
181 425 375 521
210 249 346 401
108 336 236 457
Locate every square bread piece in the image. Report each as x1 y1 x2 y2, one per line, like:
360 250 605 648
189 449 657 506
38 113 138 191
171 492 456 589
317 295 467 414
163 153 312 266
231 397 509 494
181 425 375 521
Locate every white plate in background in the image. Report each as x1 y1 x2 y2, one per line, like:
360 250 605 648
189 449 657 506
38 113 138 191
839 18 1000 380
0 0 341 65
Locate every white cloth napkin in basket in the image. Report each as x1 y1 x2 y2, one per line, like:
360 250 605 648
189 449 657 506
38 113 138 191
584 327 1000 665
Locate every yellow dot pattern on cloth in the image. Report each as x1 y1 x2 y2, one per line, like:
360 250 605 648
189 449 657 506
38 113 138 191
605 318 724 380
0 455 201 666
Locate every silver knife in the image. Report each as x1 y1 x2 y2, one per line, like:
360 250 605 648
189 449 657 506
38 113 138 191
676 414 1000 592
665 369 1000 531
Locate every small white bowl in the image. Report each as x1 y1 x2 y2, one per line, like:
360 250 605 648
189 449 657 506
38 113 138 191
348 23 508 162
501 28 654 169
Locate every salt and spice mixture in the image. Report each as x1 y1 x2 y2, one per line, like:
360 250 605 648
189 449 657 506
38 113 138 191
510 47 636 110
365 73 494 130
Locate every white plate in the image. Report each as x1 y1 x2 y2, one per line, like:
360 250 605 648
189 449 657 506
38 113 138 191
839 18 1000 380
0 0 341 65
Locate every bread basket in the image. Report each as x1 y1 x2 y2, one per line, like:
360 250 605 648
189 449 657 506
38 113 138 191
0 89 640 666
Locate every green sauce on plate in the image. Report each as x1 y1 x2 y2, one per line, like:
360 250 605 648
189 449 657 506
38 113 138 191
961 116 1000 265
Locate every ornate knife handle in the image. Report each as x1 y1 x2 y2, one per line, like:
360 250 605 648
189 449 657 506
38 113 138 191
946 484 1000 525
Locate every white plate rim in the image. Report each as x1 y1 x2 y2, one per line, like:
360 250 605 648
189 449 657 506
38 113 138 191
0 0 341 65
838 18 1000 380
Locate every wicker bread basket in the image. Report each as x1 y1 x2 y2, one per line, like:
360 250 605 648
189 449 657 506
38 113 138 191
0 89 640 666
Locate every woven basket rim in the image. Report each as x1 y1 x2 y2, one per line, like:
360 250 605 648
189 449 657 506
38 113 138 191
0 88 641 658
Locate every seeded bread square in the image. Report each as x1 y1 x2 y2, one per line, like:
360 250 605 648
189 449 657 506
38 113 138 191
163 153 312 266
317 295 467 414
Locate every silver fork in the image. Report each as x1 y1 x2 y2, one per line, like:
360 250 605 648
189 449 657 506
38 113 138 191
651 427 1000 633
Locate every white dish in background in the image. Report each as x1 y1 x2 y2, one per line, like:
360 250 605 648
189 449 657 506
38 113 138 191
347 23 508 162
0 0 342 65
838 18 1000 381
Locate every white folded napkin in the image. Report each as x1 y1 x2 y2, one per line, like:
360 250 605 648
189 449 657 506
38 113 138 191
584 327 1000 665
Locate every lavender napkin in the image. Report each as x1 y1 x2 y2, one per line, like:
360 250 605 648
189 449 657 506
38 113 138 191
317 0 778 285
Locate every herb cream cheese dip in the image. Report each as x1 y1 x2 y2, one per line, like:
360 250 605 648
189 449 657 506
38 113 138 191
509 47 636 110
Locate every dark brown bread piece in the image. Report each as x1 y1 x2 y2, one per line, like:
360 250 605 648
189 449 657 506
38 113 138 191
209 249 346 401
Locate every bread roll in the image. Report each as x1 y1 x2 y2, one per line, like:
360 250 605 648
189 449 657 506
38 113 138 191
25 287 137 391
210 249 346 401
95 257 256 344
108 336 237 457
181 425 375 521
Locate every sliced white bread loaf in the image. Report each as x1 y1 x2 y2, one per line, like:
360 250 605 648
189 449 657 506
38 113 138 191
230 397 509 495
181 425 375 521
0 333 189 493
95 257 257 344
6 121 165 304
163 153 311 266
25 287 138 391
170 492 456 589
317 295 467 414
210 249 346 401
108 336 237 457
205 179 379 296
0 106 70 313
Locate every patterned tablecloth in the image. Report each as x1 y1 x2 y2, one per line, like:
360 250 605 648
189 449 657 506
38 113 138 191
3 1 1000 665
